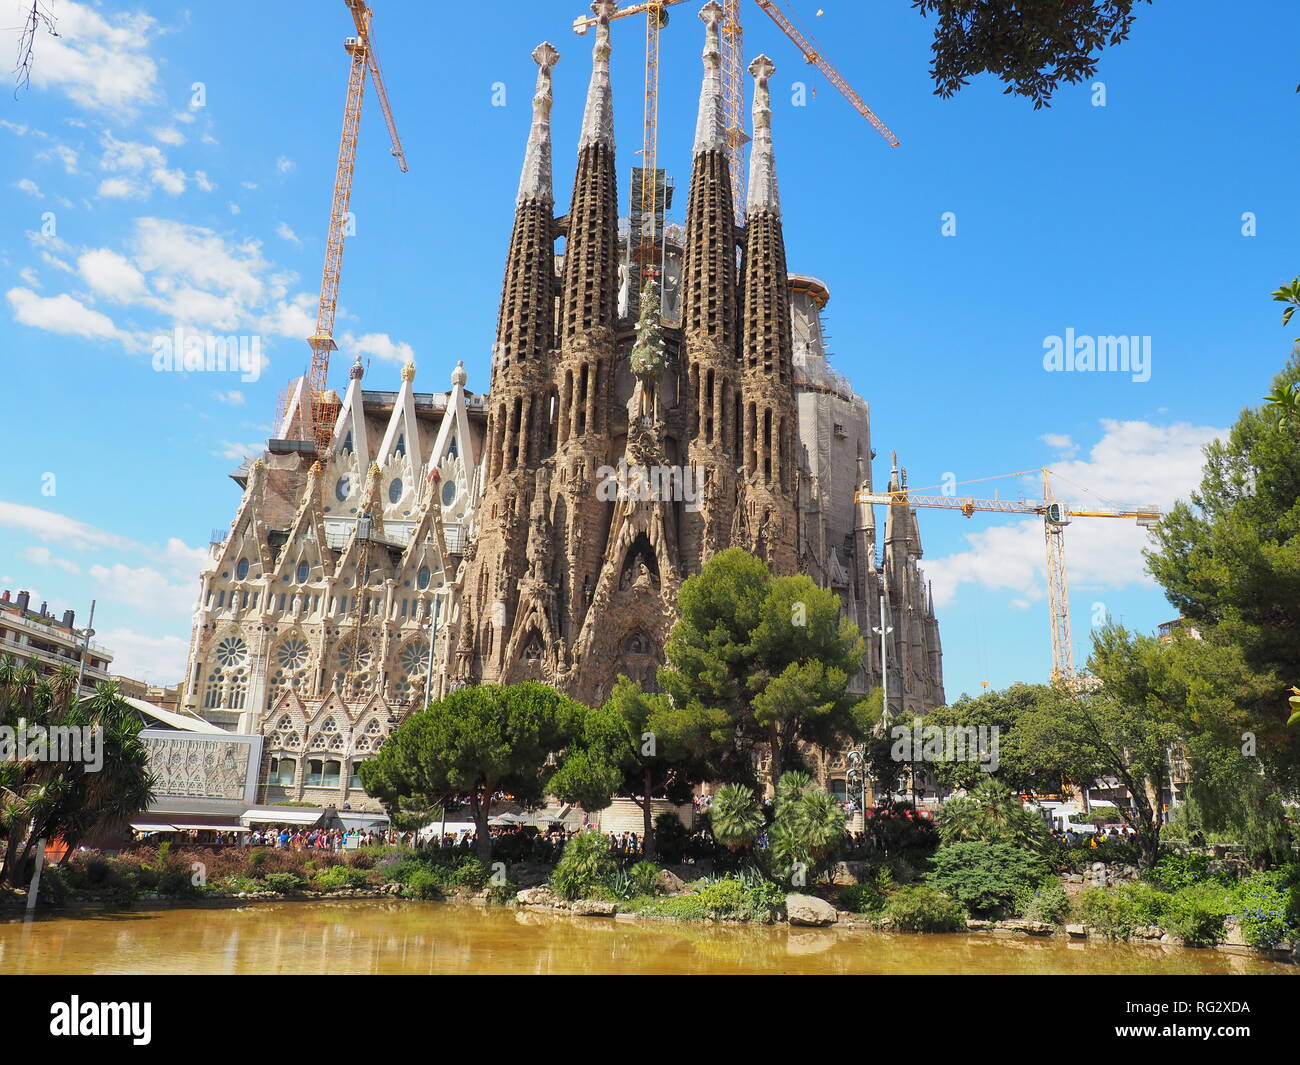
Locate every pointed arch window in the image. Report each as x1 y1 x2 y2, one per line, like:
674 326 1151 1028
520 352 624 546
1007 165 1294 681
395 433 406 457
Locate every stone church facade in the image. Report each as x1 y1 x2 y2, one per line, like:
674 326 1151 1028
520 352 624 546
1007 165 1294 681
181 1 943 806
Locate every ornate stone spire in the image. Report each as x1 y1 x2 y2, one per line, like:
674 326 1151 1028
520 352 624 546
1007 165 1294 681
746 54 780 217
693 2 726 154
517 42 559 206
579 1 615 150
400 360 416 383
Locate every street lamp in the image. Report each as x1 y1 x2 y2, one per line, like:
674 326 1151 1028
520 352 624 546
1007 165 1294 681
871 594 894 802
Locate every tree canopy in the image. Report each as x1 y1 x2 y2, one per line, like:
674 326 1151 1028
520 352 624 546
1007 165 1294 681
658 547 871 783
360 681 591 861
913 0 1152 108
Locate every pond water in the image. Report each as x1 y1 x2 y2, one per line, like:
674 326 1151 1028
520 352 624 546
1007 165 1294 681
1 901 1294 976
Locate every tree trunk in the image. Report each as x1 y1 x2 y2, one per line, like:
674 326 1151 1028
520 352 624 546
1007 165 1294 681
473 785 493 864
769 723 783 784
641 768 655 862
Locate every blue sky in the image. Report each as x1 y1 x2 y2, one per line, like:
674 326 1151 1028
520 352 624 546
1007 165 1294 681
0 0 1295 693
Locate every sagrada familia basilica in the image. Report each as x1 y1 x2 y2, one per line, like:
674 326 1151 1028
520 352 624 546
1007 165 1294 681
180 2 944 810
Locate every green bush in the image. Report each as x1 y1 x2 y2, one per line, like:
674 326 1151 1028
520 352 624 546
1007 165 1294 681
403 868 446 900
613 861 660 900
880 885 967 933
1017 883 1071 924
839 881 887 915
313 865 370 892
653 813 688 864
451 855 491 891
1077 886 1136 940
551 831 617 901
215 875 262 894
37 864 70 905
1232 870 1300 949
1124 882 1172 925
1149 851 1215 892
926 842 1049 918
261 872 306 895
632 874 785 923
1161 883 1234 947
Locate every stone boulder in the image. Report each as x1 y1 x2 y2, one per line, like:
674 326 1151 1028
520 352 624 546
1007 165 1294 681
785 893 837 927
516 886 560 907
570 899 617 917
655 869 686 894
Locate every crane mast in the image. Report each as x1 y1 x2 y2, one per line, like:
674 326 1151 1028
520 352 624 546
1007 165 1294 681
856 469 1159 685
307 0 406 454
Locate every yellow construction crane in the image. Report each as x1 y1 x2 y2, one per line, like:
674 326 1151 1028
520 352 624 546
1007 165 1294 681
307 0 407 454
855 469 1161 685
574 0 895 237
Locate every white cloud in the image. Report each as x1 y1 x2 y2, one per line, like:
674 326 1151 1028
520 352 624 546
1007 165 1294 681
342 331 415 365
15 177 43 197
924 419 1224 609
6 286 119 339
194 170 215 192
213 389 246 406
96 627 189 684
78 248 147 303
0 1 159 113
152 166 186 195
1041 432 1078 458
217 441 264 462
88 562 196 617
153 126 185 146
23 546 81 574
97 176 145 199
228 202 241 215
275 222 301 246
38 143 79 174
0 502 135 552
275 156 294 174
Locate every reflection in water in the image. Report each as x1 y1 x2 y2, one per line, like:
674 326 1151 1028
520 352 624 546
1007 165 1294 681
1 901 1295 976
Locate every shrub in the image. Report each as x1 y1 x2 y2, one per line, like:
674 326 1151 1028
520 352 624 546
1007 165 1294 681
653 813 688 864
613 861 660 900
632 874 784 923
37 864 69 905
551 830 617 901
215 875 262 894
1232 870 1300 949
313 865 370 892
1017 883 1071 924
261 872 305 895
403 868 445 900
1149 851 1214 892
926 842 1049 918
881 885 967 932
1161 883 1234 947
1077 886 1137 940
451 855 491 891
840 881 887 915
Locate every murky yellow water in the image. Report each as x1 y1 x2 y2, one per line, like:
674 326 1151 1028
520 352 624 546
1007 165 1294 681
0 901 1294 975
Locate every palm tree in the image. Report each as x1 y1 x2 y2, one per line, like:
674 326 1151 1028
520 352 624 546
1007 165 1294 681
709 783 764 851
0 678 155 889
938 778 1048 852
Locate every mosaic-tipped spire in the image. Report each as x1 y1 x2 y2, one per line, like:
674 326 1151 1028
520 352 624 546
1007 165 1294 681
693 2 726 154
746 54 780 217
579 1 615 150
517 42 559 205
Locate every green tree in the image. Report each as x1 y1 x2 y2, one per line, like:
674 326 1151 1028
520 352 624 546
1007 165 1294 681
0 660 155 889
914 0 1151 108
922 684 1067 795
768 771 846 886
557 677 718 861
359 682 587 862
936 777 1051 853
708 783 764 852
1146 345 1300 781
659 547 871 783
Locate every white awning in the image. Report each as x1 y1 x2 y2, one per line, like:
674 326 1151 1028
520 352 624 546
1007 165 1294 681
170 823 249 832
130 822 177 833
242 808 325 825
